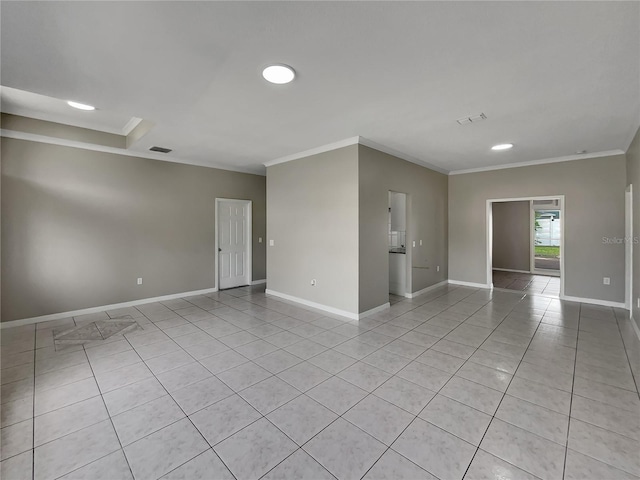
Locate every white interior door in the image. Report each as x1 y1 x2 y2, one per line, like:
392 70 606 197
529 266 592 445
218 200 251 290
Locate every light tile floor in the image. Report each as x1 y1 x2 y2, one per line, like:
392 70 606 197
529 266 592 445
493 270 561 296
1 284 639 480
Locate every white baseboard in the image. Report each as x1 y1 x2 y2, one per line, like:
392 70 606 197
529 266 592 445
360 302 391 318
630 315 640 342
448 280 491 289
405 280 449 298
265 289 389 320
266 289 359 320
491 287 558 299
559 295 626 309
492 268 531 274
1 287 218 329
251 279 267 285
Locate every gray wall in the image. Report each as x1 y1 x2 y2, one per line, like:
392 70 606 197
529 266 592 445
266 145 360 314
449 155 627 303
1 137 266 321
492 201 531 272
627 127 640 321
359 145 448 312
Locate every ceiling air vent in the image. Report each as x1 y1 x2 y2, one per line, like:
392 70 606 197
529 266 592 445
456 113 487 125
149 146 172 154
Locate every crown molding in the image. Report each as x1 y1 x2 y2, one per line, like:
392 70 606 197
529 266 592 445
5 125 628 179
358 137 448 175
263 136 361 167
0 129 265 176
448 149 625 175
121 116 143 136
1 106 137 136
623 123 640 151
263 135 449 175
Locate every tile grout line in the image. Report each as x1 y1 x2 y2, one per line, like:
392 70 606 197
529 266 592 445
156 289 556 479
32 311 141 479
432 296 555 475
8 290 306 479
32 325 36 480
77 344 137 480
32 309 162 478
357 292 537 479
169 286 465 479
560 303 581 480
613 308 640 396
459 296 554 480
159 287 366 480
359 291 519 479
118 324 241 480
0 287 512 474
8 285 633 480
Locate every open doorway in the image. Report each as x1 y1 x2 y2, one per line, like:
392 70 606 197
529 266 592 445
626 185 633 311
488 196 564 297
532 199 561 276
388 191 407 299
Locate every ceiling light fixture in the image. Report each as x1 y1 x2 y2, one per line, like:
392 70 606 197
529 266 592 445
491 143 514 151
67 100 95 111
262 64 295 84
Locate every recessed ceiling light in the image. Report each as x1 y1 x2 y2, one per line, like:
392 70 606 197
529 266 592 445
491 143 514 151
67 100 95 111
262 64 295 84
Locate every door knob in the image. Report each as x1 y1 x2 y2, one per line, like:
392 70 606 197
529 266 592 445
218 248 222 252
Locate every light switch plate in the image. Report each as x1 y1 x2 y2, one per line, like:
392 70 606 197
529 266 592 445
603 277 610 285
269 239 275 246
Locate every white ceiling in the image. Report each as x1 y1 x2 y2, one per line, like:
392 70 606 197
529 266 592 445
1 86 141 136
1 1 638 175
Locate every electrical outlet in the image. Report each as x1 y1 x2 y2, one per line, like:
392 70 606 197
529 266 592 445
311 279 317 286
419 240 423 246
437 266 440 272
259 237 263 243
137 278 143 285
603 277 610 285
269 239 275 246
412 241 416 247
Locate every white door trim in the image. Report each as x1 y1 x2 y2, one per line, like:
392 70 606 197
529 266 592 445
625 185 633 311
215 198 252 290
486 195 565 297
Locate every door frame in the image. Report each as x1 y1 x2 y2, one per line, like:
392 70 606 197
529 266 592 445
486 195 565 297
388 190 410 297
530 200 562 277
215 198 252 291
626 184 633 311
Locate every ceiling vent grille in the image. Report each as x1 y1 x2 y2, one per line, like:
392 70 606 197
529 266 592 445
149 146 172 153
456 113 487 125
